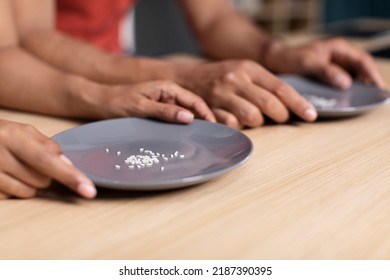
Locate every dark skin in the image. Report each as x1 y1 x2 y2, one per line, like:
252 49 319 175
0 0 95 199
0 0 215 123
15 0 385 129
179 0 384 89
0 120 97 199
0 0 215 199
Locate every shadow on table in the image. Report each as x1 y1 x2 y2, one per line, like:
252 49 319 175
38 181 205 204
259 112 365 127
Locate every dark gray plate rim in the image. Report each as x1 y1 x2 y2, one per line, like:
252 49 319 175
52 118 253 191
279 74 390 117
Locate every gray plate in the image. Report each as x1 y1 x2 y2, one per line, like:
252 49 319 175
280 74 390 117
52 118 253 190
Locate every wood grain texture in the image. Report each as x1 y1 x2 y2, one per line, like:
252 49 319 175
1 54 390 260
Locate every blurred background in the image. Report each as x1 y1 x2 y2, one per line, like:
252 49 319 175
134 0 390 56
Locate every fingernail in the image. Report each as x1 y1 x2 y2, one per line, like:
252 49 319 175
177 111 194 123
77 182 97 199
334 74 350 89
60 154 73 166
334 74 344 86
304 107 317 122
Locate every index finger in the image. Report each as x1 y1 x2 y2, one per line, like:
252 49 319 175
171 85 217 122
329 39 385 88
250 67 317 122
12 139 96 199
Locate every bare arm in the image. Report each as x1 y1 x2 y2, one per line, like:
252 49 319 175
15 0 182 84
0 0 215 123
0 0 212 199
179 0 384 88
0 0 90 117
0 47 92 117
179 0 270 61
0 0 96 199
13 0 317 127
0 0 18 48
0 47 215 123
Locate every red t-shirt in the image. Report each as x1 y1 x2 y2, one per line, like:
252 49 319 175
56 0 135 53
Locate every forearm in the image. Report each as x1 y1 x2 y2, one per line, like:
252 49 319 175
0 47 104 118
180 0 272 62
21 30 182 84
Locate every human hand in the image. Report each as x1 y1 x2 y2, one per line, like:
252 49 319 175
264 37 385 89
177 60 317 129
0 120 96 199
95 80 216 123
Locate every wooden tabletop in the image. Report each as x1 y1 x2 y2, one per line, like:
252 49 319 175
1 58 390 260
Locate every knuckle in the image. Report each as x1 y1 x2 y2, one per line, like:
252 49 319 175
0 123 32 140
34 153 54 169
0 128 10 141
329 36 347 45
192 99 206 112
134 98 153 116
222 71 239 84
262 98 279 113
358 54 374 66
0 133 5 143
23 123 38 133
262 99 289 123
240 106 261 126
136 98 148 109
56 173 80 191
236 59 254 70
272 81 291 98
45 140 62 154
20 124 40 138
154 80 177 91
156 103 171 118
223 115 242 129
192 93 205 103
224 59 254 73
209 87 226 103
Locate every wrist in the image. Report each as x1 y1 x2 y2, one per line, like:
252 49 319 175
259 39 287 72
65 75 107 119
170 61 203 90
115 56 183 84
